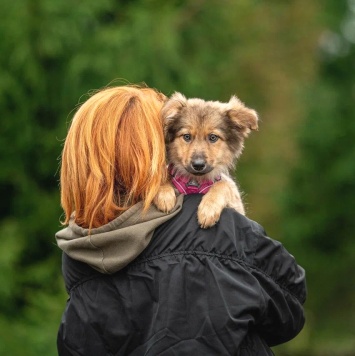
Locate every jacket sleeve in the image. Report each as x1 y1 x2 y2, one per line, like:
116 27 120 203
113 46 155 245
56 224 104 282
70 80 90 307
250 222 307 347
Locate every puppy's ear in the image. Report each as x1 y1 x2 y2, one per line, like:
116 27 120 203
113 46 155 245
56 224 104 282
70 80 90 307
161 92 187 120
226 96 258 137
161 92 187 142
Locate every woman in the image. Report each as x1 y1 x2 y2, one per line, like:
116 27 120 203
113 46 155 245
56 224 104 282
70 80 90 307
56 85 306 355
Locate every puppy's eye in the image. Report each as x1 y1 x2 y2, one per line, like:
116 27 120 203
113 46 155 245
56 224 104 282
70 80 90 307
208 134 219 143
182 134 192 142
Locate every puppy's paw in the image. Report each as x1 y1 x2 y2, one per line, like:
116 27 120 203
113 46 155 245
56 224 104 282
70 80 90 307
197 200 223 229
154 184 177 213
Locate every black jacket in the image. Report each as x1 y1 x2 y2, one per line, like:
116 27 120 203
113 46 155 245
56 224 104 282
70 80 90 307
57 195 306 355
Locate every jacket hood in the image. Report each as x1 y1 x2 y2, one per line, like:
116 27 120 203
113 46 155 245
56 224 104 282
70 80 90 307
55 195 183 274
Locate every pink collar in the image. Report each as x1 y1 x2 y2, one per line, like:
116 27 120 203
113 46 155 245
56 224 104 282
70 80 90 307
168 164 221 195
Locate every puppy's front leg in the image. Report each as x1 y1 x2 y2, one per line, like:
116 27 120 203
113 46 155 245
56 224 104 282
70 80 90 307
198 181 229 228
223 174 245 216
197 179 244 228
154 182 177 213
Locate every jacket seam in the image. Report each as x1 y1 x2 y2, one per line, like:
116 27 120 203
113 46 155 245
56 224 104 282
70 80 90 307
68 274 102 293
132 250 303 303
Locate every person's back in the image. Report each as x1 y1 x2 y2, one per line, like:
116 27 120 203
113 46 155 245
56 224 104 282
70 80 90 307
57 195 306 356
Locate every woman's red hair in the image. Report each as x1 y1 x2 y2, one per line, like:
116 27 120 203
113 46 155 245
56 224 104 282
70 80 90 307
60 85 167 229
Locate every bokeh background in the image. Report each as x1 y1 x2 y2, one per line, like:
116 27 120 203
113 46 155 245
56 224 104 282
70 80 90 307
0 0 354 355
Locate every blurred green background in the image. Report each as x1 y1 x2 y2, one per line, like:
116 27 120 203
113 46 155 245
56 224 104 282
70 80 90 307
0 0 354 355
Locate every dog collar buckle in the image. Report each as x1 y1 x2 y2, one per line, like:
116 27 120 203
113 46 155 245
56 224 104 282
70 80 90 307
186 180 199 187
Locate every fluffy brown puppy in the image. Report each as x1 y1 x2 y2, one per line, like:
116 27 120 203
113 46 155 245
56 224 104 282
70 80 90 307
154 92 258 228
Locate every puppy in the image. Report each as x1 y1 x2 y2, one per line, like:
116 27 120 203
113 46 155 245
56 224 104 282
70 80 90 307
154 92 258 228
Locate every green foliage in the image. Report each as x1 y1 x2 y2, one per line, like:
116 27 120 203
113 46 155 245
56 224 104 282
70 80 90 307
280 1 355 354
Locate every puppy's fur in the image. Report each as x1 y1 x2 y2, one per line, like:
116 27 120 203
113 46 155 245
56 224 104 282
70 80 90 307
154 92 258 228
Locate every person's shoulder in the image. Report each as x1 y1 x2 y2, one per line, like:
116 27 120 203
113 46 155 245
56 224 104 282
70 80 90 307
141 194 269 265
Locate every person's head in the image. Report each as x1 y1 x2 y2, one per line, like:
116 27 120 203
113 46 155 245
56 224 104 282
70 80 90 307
60 85 167 229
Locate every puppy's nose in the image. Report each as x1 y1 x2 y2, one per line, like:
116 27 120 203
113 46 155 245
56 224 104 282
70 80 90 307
191 158 206 172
